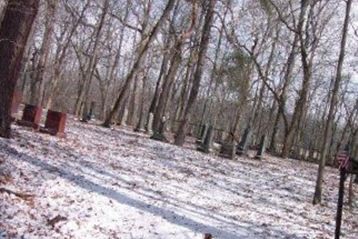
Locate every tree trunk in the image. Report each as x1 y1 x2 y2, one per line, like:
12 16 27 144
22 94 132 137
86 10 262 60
0 0 8 28
281 0 310 158
153 42 182 131
174 0 216 146
269 27 299 151
35 0 58 106
176 43 196 121
199 19 224 127
103 0 176 127
253 28 279 141
127 74 139 126
313 0 352 205
135 72 149 131
0 0 39 138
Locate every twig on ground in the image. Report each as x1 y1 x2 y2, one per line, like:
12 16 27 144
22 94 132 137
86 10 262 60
47 215 68 228
0 187 34 201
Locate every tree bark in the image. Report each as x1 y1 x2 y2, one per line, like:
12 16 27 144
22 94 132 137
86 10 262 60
0 0 39 138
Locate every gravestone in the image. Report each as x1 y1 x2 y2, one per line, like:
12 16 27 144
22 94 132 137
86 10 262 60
312 151 318 161
150 116 168 142
196 124 209 144
289 147 301 160
277 143 283 153
11 90 22 120
80 101 95 123
255 134 267 160
120 109 128 126
304 150 310 161
187 123 195 136
237 126 251 156
221 131 228 142
197 125 214 153
220 141 237 160
17 104 42 129
88 101 95 119
204 233 212 239
146 113 154 134
40 110 67 137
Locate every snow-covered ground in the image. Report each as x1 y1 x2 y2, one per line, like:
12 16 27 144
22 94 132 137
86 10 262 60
0 119 357 239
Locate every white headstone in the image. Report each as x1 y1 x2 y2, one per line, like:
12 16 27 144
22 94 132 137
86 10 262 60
147 112 154 133
121 108 128 126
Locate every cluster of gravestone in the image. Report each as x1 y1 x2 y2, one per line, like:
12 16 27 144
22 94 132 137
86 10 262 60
195 124 267 160
75 103 317 164
11 91 67 137
286 145 322 162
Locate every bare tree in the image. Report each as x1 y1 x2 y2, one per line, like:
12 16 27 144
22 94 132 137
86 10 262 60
313 0 352 205
174 0 216 146
103 0 176 127
152 1 197 131
29 0 58 106
75 0 110 117
46 0 91 109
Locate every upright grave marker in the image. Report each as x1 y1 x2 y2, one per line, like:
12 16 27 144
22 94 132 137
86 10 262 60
88 101 95 120
81 101 96 122
17 104 42 129
40 110 67 137
146 112 154 134
221 131 228 142
255 134 267 160
121 108 129 126
220 141 237 160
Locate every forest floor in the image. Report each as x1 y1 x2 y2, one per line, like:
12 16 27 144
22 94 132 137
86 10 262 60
0 118 357 239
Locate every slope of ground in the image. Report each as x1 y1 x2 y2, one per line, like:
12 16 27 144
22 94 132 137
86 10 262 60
0 119 357 239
